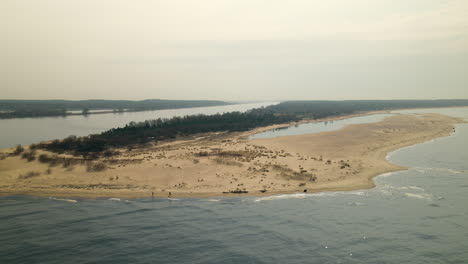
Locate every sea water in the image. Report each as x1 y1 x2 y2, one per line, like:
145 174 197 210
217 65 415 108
1 108 467 264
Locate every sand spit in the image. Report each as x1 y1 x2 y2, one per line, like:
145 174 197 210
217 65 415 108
0 113 464 198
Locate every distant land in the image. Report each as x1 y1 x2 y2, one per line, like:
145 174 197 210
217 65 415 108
28 99 468 155
0 99 232 119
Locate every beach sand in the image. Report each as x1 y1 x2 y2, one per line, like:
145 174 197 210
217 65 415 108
0 113 464 198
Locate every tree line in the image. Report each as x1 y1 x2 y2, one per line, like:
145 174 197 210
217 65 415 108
0 99 230 119
37 99 468 156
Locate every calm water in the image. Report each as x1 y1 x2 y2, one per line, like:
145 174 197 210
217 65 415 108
249 113 393 140
1 108 468 264
0 102 276 149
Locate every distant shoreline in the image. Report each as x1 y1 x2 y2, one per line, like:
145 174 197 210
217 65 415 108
0 99 234 119
0 111 464 199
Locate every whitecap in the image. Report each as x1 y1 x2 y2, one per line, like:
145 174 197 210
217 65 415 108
404 193 432 201
408 186 425 191
108 198 121 201
201 199 220 202
49 197 78 203
254 193 309 202
347 202 364 206
346 191 366 196
377 184 398 194
379 189 392 195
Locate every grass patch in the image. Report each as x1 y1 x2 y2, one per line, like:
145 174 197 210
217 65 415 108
270 164 317 181
213 157 243 167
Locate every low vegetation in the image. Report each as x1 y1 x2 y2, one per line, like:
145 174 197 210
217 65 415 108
21 150 36 162
213 157 244 167
86 162 107 172
12 145 25 155
18 171 41 179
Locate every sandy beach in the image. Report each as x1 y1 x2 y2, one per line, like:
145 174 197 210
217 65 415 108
0 113 464 198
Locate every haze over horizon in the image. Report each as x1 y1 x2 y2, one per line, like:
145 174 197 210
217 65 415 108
2 0 468 101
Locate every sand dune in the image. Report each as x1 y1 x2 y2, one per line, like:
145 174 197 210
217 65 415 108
0 113 463 198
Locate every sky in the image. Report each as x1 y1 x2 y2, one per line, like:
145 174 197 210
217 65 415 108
1 0 468 101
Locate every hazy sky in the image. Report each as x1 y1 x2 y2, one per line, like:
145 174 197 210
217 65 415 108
2 0 468 101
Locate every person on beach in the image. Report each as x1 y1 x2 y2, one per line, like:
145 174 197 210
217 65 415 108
168 192 172 197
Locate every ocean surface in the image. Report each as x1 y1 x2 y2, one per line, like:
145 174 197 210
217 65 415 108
0 102 276 149
1 108 468 264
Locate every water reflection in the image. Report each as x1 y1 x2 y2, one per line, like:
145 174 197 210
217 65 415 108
249 113 393 139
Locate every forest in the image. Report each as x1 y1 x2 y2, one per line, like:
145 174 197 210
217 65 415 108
0 99 230 118
267 100 468 119
37 99 468 156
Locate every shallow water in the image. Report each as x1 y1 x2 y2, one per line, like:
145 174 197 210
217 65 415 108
0 102 276 149
249 113 393 139
1 108 468 264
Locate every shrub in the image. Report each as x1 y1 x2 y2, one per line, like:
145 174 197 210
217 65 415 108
213 157 243 167
86 162 107 172
21 151 36 162
12 145 24 155
103 150 119 158
38 154 52 163
62 159 73 168
18 171 40 179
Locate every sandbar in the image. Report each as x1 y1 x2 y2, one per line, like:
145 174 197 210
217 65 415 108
0 113 464 198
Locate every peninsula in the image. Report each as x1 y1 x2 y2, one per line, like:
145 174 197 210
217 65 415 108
0 110 463 198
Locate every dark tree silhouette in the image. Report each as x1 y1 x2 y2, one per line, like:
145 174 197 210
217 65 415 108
37 99 468 156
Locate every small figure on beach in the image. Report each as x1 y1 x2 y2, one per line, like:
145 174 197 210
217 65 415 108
168 192 172 197
151 192 154 198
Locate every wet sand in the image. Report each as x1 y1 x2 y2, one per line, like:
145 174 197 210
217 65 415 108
0 113 464 198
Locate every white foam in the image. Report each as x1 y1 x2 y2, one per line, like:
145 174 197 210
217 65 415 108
421 167 466 174
379 189 392 195
447 169 463 174
347 202 364 206
404 193 432 201
254 193 309 202
49 197 77 203
408 186 425 191
108 198 121 201
202 199 220 202
346 191 365 196
254 190 370 202
386 145 413 160
377 172 398 178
